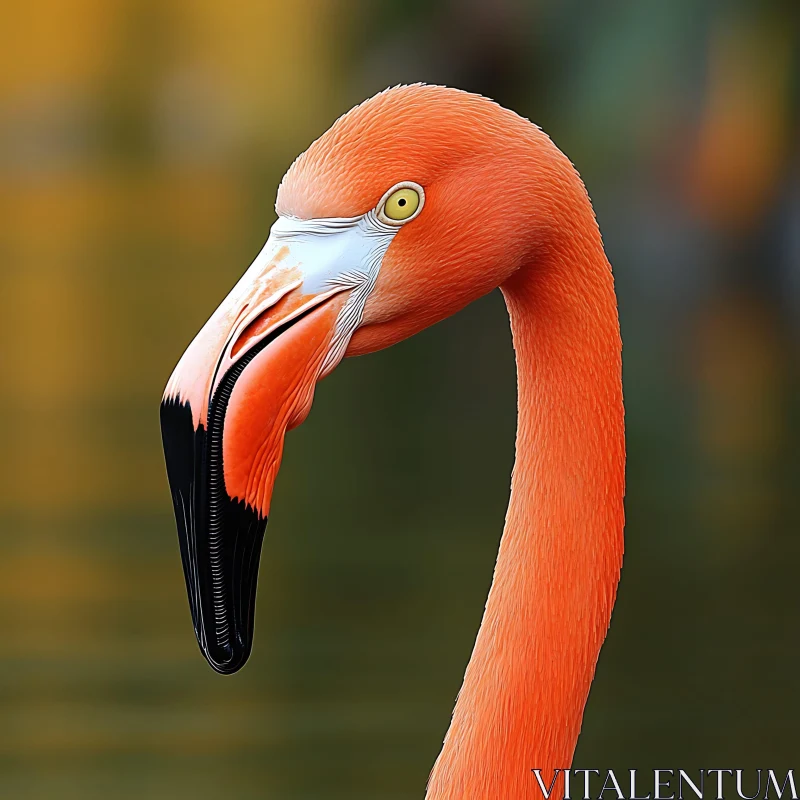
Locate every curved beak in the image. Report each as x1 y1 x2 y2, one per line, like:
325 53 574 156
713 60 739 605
161 214 396 674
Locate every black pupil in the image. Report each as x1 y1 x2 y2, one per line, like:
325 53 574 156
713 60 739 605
398 198 406 206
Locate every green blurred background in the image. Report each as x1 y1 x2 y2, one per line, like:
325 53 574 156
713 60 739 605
1 1 799 797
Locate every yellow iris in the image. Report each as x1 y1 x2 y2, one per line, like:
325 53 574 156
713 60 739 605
383 187 420 221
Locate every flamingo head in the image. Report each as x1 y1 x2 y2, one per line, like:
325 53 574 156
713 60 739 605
161 84 568 673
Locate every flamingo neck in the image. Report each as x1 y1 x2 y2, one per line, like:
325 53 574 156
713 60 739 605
426 216 625 799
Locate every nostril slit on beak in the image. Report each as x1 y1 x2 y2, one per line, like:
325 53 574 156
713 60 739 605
231 303 250 329
230 293 295 359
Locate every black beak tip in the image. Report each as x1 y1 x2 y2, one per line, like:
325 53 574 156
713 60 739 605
199 638 253 675
186 587 255 675
161 397 268 677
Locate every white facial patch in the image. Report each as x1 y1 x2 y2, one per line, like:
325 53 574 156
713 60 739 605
269 210 399 375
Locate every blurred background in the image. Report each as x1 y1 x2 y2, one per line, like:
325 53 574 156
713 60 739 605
1 0 799 797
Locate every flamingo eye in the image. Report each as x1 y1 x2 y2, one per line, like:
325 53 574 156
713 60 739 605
377 182 424 225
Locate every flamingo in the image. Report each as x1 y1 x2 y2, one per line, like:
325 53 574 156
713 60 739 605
161 84 625 799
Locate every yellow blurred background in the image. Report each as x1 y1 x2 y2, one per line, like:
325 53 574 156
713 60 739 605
0 1 798 797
